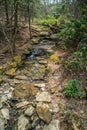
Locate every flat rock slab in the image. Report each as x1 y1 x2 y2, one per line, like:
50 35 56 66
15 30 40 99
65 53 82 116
36 102 52 123
14 82 39 100
43 119 60 130
24 106 35 116
0 118 5 130
34 83 45 88
1 108 10 120
36 92 51 102
16 101 30 108
17 114 29 130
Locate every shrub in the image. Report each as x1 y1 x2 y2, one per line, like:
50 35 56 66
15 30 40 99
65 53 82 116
58 19 87 49
63 42 87 72
64 79 83 98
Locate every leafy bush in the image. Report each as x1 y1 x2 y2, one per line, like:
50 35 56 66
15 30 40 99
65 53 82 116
64 79 83 98
37 16 66 26
58 19 87 49
63 42 87 72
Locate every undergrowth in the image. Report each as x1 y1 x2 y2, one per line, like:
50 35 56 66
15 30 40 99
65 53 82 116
64 79 83 99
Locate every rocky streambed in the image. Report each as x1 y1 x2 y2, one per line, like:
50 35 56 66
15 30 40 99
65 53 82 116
0 33 60 130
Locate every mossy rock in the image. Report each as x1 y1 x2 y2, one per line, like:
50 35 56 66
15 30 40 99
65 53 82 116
0 66 6 74
14 82 39 100
39 31 49 37
50 52 61 64
5 68 16 77
13 55 22 67
31 38 39 44
8 62 17 68
0 76 3 85
24 44 33 54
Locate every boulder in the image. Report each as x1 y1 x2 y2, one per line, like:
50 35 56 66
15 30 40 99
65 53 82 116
24 106 35 116
14 82 39 100
17 114 29 130
31 38 39 44
13 55 22 66
0 118 5 130
1 108 10 120
0 66 6 74
16 101 29 108
6 68 16 76
43 119 60 130
36 102 52 123
36 92 51 102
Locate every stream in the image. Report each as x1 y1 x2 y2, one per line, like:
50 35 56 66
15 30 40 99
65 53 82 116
0 36 59 130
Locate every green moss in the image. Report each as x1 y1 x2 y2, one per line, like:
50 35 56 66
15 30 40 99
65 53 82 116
50 52 61 63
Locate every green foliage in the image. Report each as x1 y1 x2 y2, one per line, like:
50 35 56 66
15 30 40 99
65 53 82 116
64 79 83 98
37 16 66 26
63 42 87 72
58 19 87 48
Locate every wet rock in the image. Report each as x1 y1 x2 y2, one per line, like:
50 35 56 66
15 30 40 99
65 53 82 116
25 64 46 80
24 106 35 116
16 101 30 108
24 44 33 54
14 82 39 100
17 114 29 130
1 108 10 120
43 119 60 130
36 92 51 102
36 102 52 123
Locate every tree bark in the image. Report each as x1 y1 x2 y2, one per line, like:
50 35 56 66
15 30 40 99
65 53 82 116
28 0 32 39
4 0 9 25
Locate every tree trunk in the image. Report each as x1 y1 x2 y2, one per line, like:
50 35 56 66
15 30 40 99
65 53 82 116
4 0 9 25
28 0 32 39
12 0 18 53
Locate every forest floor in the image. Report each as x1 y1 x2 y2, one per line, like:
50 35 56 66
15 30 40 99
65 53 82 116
0 24 87 130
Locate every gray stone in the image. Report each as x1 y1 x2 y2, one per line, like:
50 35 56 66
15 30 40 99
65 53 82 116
34 83 45 88
24 106 34 116
36 102 52 123
17 115 29 130
32 116 40 128
36 92 51 102
43 119 60 130
0 102 3 109
16 101 29 108
1 108 10 120
1 95 8 102
0 118 5 130
52 103 59 113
